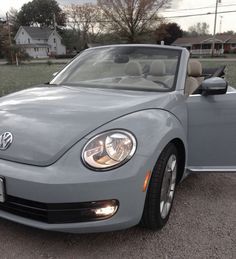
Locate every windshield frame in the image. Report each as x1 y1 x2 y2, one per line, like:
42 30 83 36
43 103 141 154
50 45 182 93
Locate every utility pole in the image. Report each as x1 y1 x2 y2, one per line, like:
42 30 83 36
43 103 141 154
212 0 221 57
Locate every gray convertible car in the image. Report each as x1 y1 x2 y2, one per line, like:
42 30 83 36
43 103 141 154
0 45 235 233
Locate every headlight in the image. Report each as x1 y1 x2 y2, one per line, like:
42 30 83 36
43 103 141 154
82 130 137 170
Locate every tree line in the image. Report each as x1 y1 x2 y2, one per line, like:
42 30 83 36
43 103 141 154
0 0 235 59
1 0 183 56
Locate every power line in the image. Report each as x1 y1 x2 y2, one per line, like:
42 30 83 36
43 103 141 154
66 9 236 23
162 3 236 13
164 10 236 19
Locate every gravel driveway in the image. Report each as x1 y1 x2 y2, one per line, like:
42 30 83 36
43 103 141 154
0 173 235 259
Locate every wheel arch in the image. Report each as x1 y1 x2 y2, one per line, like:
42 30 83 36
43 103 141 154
150 138 186 184
170 138 186 183
141 138 186 229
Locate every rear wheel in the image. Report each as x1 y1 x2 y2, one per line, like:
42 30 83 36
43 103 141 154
141 143 178 230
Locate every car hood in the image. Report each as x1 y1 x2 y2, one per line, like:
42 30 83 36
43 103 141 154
0 85 173 166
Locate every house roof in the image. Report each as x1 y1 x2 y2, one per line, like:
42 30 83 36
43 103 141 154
228 35 236 43
22 26 53 40
173 34 236 46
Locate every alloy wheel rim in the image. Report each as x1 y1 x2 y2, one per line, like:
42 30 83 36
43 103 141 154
160 154 177 219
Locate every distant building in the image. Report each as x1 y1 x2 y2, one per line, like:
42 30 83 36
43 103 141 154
14 26 66 58
173 34 236 55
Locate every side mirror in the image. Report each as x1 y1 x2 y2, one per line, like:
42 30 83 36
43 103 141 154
201 77 228 96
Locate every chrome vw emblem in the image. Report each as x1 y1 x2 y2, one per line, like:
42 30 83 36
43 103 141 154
0 132 13 151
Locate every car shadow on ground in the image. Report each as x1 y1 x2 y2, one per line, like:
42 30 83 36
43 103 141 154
0 173 235 258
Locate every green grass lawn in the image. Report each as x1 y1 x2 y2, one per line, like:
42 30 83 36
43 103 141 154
0 64 64 96
0 61 235 97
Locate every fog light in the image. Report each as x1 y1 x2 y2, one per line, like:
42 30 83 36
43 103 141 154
95 205 118 217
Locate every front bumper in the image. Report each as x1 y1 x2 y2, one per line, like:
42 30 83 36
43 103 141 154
0 147 152 233
0 195 119 224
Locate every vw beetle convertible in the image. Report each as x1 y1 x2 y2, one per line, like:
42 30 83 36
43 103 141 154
0 45 235 233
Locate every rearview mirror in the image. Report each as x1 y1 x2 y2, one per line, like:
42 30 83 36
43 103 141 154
201 77 228 96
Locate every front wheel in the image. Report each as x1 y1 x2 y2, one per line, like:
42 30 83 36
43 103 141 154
141 143 178 230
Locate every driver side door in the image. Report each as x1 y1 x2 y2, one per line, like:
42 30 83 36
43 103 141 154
186 90 236 172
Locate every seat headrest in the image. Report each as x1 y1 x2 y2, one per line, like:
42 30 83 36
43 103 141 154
125 61 142 76
149 60 166 76
165 60 177 74
188 60 202 77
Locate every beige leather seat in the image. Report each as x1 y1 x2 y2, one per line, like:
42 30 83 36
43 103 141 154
119 61 145 84
124 61 142 76
185 60 204 96
147 60 174 88
119 61 159 88
165 60 177 74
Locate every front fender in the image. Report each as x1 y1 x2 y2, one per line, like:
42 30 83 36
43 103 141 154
84 109 187 177
0 109 187 229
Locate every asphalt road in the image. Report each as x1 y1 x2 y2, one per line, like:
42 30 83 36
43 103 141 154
0 173 235 259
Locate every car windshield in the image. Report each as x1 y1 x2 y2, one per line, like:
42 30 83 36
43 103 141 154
50 46 181 92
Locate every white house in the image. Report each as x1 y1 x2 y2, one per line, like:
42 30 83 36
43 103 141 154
14 26 66 58
173 34 236 55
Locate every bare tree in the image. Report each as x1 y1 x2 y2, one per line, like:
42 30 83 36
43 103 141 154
64 3 103 48
188 22 210 36
97 0 170 43
7 8 20 34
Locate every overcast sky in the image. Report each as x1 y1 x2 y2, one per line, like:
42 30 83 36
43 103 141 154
0 0 236 33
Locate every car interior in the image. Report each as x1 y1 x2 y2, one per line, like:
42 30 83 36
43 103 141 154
118 58 227 94
64 53 229 94
116 59 176 89
118 60 173 89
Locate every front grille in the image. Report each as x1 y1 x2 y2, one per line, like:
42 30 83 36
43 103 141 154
0 195 118 224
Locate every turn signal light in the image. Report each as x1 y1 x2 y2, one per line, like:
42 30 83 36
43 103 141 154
143 170 152 192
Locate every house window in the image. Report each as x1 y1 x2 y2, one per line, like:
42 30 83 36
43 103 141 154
202 44 211 49
22 31 24 35
54 38 56 43
54 47 56 50
231 43 236 48
28 38 30 43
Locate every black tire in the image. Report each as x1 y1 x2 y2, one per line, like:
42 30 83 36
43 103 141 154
141 143 178 230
